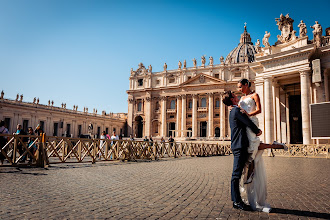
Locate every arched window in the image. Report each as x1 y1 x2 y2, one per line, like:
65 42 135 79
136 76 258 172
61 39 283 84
201 98 206 107
138 102 142 111
155 101 160 110
170 100 176 109
188 101 192 109
215 99 220 107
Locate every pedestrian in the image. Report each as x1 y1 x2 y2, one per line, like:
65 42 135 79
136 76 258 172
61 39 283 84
149 136 153 146
27 127 37 163
168 135 174 147
99 131 106 159
143 136 149 142
111 131 119 141
15 124 28 162
110 131 119 159
0 120 9 165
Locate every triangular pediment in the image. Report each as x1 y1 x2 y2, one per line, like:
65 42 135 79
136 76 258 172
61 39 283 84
180 73 225 87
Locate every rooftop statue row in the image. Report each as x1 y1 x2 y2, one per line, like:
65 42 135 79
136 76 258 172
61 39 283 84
131 56 226 75
0 90 118 116
259 14 327 48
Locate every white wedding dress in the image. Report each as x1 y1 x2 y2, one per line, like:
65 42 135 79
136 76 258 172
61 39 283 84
239 96 271 213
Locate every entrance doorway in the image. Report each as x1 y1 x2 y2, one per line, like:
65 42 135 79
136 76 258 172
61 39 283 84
187 128 192 137
135 116 143 138
200 122 207 137
215 127 220 137
289 95 303 144
169 122 176 137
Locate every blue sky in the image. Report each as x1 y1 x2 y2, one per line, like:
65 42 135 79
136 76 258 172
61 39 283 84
0 0 329 113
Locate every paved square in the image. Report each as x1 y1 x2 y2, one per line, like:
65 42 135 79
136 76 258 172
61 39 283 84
0 156 329 219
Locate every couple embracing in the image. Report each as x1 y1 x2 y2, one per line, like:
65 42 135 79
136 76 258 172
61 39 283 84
222 79 287 212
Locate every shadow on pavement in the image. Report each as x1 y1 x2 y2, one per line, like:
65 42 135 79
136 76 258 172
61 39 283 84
271 208 330 219
0 167 48 176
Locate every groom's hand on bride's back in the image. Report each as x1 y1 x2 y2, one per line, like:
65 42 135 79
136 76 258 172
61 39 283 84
256 130 262 136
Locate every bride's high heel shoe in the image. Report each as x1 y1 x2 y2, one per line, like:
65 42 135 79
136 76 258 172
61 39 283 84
244 171 254 184
273 141 288 151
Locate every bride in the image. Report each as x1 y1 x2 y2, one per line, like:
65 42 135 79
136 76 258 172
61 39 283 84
237 79 286 212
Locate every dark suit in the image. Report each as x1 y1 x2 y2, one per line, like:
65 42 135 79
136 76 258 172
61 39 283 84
229 106 260 203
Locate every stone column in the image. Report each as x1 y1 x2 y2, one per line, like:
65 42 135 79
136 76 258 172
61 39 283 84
264 77 274 145
192 94 198 138
300 71 312 144
161 96 167 137
127 97 134 136
280 91 287 143
144 96 152 137
220 92 225 138
255 79 265 142
208 93 214 138
275 83 281 142
72 119 76 137
324 69 329 101
313 82 326 104
176 95 182 137
181 94 187 137
285 94 290 144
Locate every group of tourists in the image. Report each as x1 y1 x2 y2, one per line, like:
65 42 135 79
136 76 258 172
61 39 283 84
0 123 44 164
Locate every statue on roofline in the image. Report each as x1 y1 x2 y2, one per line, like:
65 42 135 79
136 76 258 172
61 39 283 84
298 20 307 38
209 56 213 65
262 31 271 47
192 58 197 67
311 21 323 47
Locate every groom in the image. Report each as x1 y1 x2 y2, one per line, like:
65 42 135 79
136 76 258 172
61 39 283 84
222 91 262 211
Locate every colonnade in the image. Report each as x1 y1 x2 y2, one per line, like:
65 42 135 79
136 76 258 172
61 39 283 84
256 71 314 145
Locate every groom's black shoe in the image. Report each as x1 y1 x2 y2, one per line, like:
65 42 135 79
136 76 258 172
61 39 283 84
233 201 252 211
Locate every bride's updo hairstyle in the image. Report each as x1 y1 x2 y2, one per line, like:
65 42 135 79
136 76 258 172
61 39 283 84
239 78 251 87
222 91 234 106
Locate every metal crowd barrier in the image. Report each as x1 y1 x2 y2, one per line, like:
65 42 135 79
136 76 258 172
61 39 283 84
1 134 328 168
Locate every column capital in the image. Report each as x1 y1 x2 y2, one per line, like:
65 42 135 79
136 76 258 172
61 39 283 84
176 95 182 100
207 92 214 97
160 96 167 101
145 96 151 102
192 94 198 98
128 98 134 103
254 79 264 86
263 76 272 81
181 94 187 99
299 71 310 77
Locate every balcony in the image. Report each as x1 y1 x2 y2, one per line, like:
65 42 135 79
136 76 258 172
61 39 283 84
167 109 176 113
197 107 208 112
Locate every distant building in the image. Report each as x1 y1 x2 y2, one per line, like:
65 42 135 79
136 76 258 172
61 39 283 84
0 95 127 138
127 14 330 144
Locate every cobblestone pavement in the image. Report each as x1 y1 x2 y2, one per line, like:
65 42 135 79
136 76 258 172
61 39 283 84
0 156 329 220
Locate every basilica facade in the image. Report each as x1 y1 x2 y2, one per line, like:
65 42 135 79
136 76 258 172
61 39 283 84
127 14 330 144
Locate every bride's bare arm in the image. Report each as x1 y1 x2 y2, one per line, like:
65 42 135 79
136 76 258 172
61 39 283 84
248 93 261 116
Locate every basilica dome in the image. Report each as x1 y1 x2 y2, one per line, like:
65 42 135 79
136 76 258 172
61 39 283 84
225 26 257 64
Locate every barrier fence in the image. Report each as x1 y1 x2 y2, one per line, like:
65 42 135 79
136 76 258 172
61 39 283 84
0 134 329 167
